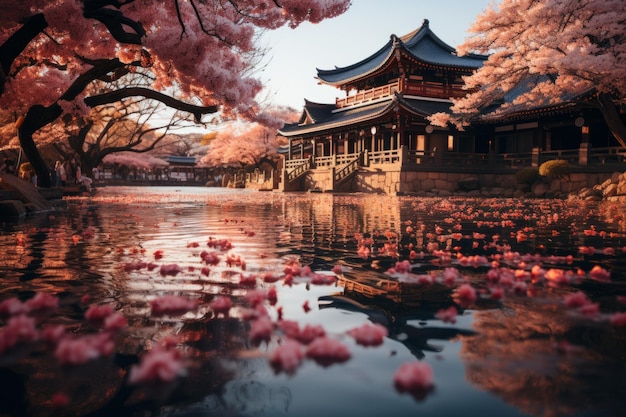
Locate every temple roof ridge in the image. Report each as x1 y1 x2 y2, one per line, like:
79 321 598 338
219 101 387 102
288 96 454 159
316 19 487 86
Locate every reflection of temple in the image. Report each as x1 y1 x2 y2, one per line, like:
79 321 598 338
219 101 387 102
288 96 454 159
319 270 474 360
276 193 404 266
278 19 626 194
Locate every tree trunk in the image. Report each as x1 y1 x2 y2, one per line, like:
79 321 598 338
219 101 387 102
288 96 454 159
596 92 626 149
18 104 63 188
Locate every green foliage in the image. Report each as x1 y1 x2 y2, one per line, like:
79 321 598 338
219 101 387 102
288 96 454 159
515 167 540 185
539 159 571 178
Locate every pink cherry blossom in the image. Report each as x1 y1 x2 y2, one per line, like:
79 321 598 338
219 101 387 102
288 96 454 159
347 323 388 347
394 361 434 394
305 336 351 366
270 339 305 375
435 306 458 324
210 296 232 317
249 316 274 344
150 295 197 316
128 348 186 385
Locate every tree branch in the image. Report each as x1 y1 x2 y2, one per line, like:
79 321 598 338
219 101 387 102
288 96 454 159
84 87 219 122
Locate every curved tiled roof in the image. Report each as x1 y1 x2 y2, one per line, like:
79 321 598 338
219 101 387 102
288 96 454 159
316 19 487 86
278 94 452 137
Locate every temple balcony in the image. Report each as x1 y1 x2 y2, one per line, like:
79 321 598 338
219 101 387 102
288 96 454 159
335 79 468 108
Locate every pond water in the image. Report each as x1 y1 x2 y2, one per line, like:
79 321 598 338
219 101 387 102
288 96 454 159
1 186 625 417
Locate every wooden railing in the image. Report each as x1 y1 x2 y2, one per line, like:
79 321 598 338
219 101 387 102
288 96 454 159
334 154 361 184
287 158 311 182
336 81 400 108
369 149 402 164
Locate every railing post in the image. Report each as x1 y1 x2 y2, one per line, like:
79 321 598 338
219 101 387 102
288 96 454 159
434 147 442 165
578 143 590 166
400 145 408 165
363 149 369 167
532 147 540 168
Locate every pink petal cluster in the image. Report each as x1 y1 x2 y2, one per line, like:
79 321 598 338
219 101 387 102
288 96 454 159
150 295 197 316
0 315 39 353
210 296 232 317
435 306 458 324
347 323 388 347
55 333 114 365
270 339 304 375
394 361 434 393
305 336 351 366
128 348 186 385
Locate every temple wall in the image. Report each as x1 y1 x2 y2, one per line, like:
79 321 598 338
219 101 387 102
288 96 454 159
281 166 616 198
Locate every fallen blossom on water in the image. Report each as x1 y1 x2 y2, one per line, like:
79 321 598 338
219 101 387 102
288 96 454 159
454 283 477 307
295 324 326 345
55 333 114 366
0 297 27 316
0 315 39 352
394 361 434 396
347 323 388 346
589 265 610 282
305 336 351 366
159 264 182 277
250 316 274 344
85 304 114 321
150 295 197 316
128 348 186 385
25 292 59 312
609 312 626 326
210 296 232 317
563 291 591 308
104 312 128 331
435 306 458 324
270 339 304 375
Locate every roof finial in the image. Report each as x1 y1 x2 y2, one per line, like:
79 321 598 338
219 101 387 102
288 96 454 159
422 19 429 27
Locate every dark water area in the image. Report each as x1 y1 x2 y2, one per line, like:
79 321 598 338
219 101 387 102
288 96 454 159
1 186 625 417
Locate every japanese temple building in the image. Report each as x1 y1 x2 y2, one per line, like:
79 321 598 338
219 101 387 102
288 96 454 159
277 19 625 194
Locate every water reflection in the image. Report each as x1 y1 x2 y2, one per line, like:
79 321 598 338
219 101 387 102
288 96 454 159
0 187 625 417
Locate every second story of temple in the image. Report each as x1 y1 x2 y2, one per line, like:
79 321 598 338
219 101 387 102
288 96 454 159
315 19 488 109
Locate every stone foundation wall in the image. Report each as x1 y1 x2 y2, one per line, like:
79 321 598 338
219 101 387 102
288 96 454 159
281 166 625 200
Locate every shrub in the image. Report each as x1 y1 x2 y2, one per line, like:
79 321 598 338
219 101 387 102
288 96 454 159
515 167 540 185
539 159 571 178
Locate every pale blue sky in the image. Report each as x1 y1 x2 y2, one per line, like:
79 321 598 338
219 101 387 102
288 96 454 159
258 0 495 110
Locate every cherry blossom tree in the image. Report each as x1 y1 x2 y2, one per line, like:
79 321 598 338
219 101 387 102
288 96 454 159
0 0 351 186
430 0 626 148
200 106 298 170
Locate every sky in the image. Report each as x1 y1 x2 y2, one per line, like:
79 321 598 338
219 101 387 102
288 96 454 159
257 0 495 111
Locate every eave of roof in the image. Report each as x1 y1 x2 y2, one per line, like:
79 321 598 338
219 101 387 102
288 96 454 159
316 19 487 87
278 94 452 137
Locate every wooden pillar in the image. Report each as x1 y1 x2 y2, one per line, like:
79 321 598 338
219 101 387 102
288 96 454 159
288 138 292 160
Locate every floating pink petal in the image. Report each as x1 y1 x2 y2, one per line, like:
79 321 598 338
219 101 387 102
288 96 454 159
210 296 232 317
0 315 39 352
159 264 182 276
270 339 304 375
25 292 59 312
394 361 434 396
305 336 351 366
589 265 610 282
150 295 197 316
347 323 388 346
85 304 114 321
563 291 591 308
435 306 458 324
128 348 186 384
296 324 326 345
249 316 274 344
454 283 477 307
0 297 27 316
609 312 626 326
104 312 128 331
55 333 114 366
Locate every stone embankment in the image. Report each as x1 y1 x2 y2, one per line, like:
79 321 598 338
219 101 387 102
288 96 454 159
0 173 62 217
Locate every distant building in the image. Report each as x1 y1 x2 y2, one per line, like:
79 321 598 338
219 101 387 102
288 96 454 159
277 19 625 194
